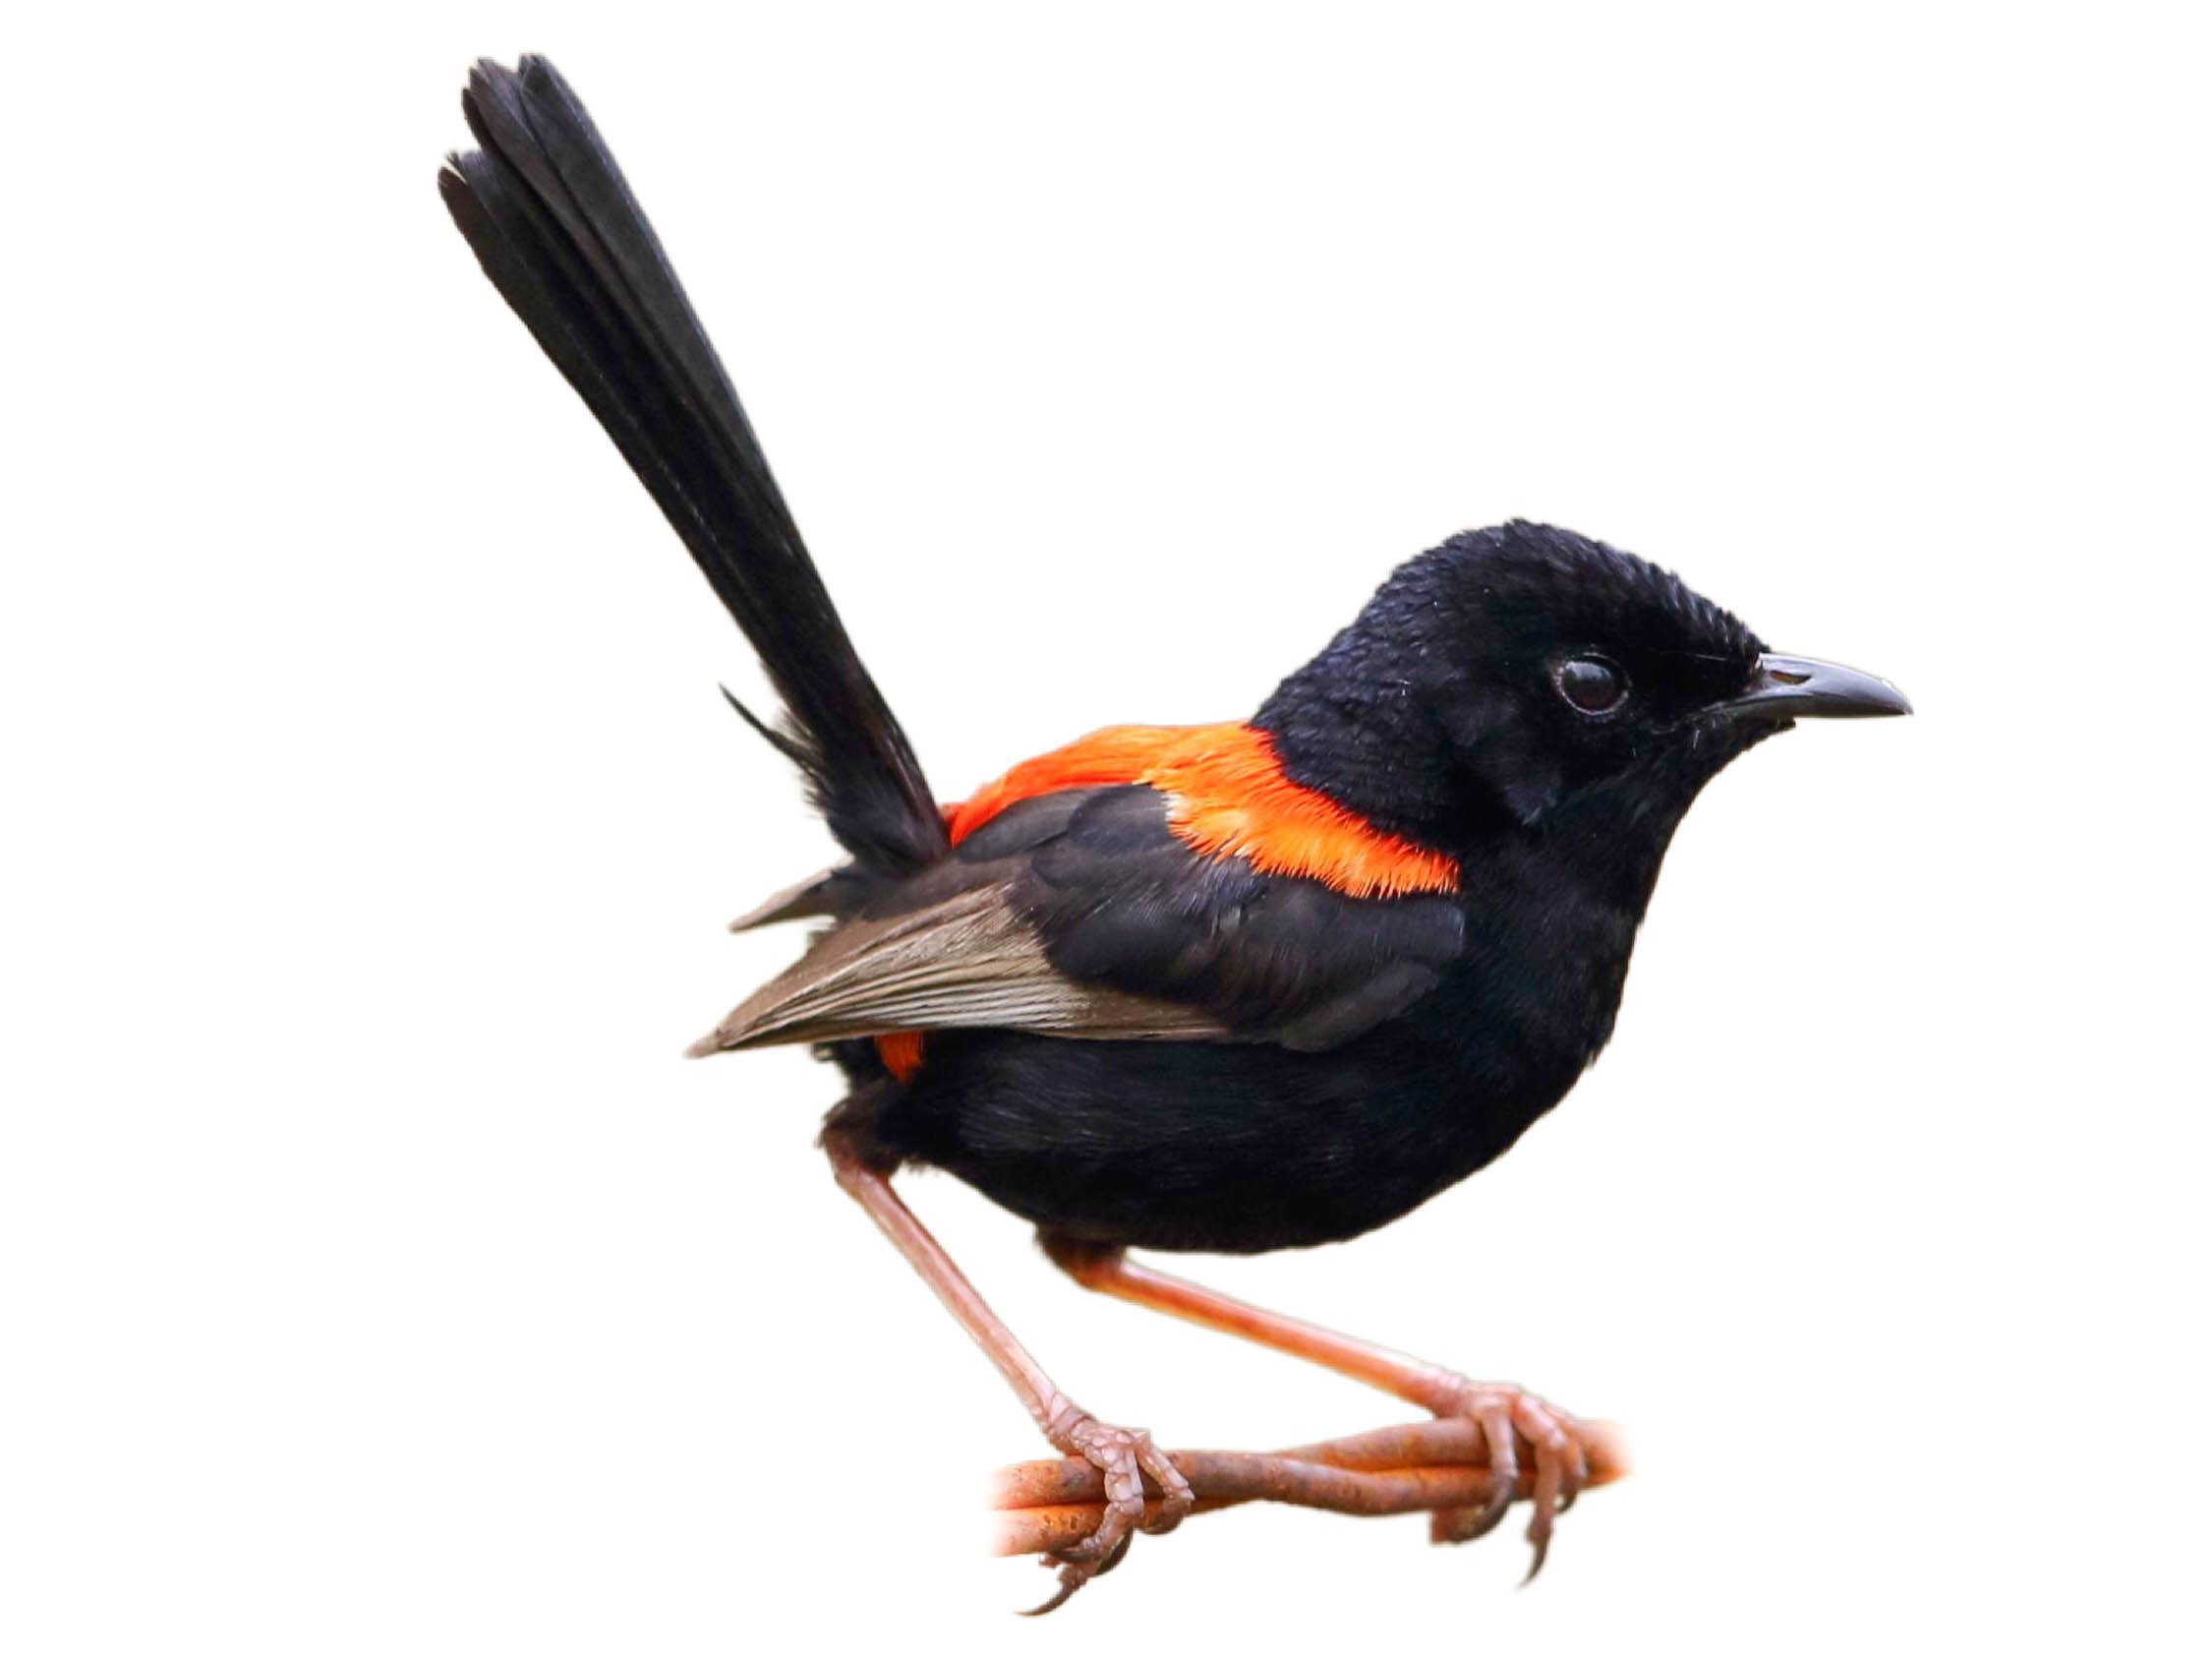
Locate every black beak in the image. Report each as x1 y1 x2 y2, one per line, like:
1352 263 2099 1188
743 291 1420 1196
1723 653 1912 721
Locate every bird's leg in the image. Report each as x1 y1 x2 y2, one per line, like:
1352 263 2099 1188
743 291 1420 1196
1040 1237 1593 1578
822 1132 1193 1612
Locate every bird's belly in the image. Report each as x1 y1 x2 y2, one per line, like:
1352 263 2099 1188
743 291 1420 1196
873 1027 1578 1254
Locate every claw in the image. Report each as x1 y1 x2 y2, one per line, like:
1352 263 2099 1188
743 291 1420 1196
1519 1531 1551 1587
1430 1397 1519 1544
1432 1504 1510 1544
1021 1407 1193 1612
1023 1531 1126 1617
1132 1433 1194 1537
1021 1565 1085 1619
1429 1477 1514 1545
1425 1378 1596 1580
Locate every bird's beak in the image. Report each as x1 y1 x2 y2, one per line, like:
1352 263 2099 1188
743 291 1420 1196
1723 653 1912 721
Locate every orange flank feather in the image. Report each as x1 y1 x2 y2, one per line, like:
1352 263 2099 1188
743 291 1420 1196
874 1029 926 1083
873 724 1458 1082
949 723 1461 898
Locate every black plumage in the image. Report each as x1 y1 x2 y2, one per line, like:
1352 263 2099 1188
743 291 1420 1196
441 58 944 873
866 542 1782 1253
441 55 1909 1606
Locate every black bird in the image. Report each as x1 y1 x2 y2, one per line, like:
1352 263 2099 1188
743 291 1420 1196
440 56 1910 1611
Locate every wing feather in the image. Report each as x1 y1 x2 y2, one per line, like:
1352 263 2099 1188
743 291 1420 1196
689 881 1228 1053
690 784 1464 1059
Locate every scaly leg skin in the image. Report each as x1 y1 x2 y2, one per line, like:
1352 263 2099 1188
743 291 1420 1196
1042 1237 1593 1581
822 1132 1193 1613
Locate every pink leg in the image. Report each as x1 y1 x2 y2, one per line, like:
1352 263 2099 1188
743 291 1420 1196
823 1133 1192 1611
1042 1237 1594 1578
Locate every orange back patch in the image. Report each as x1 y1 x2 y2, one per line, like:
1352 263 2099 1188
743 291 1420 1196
946 723 1459 900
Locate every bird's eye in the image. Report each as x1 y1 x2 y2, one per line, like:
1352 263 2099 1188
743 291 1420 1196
1552 654 1627 716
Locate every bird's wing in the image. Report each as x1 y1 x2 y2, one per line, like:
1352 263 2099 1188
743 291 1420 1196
691 784 1465 1056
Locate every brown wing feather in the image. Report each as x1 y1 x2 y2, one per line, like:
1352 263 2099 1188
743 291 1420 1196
726 867 838 931
687 882 1228 1054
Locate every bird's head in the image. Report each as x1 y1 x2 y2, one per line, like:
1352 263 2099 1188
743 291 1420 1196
1257 521 1908 872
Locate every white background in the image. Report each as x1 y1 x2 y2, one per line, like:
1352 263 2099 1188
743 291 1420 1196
6 4 2207 1654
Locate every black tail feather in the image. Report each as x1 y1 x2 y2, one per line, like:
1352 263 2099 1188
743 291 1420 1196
439 56 947 873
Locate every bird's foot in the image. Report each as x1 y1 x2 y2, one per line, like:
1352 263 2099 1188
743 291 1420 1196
1424 1377 1594 1581
1022 1403 1193 1615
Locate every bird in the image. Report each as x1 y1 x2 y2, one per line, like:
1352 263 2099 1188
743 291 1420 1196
440 55 1910 1613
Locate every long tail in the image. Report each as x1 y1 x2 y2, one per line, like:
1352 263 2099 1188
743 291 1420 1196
438 56 947 874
